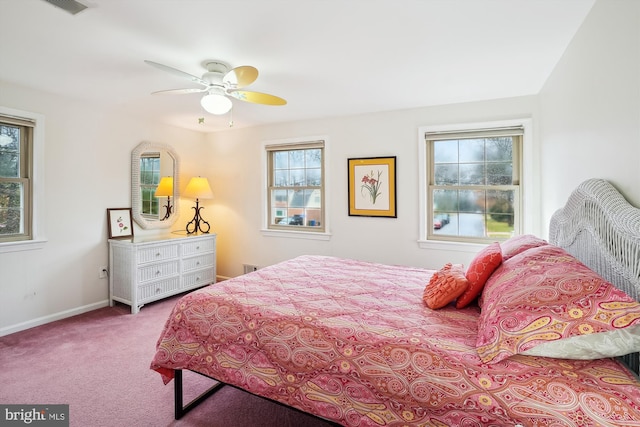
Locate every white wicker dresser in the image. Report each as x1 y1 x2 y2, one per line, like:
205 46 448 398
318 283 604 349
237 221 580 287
108 232 216 314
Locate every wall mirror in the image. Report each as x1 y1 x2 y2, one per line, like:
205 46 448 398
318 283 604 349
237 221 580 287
131 141 180 229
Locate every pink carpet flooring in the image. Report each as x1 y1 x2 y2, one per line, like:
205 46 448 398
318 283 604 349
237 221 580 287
0 295 338 427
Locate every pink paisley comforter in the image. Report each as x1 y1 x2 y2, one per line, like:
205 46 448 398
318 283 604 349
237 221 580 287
151 255 640 426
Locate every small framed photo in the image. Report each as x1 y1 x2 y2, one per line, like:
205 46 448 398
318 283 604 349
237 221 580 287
348 156 397 218
107 208 134 239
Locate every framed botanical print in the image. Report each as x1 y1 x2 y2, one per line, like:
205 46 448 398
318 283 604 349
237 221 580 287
107 208 134 239
348 156 397 218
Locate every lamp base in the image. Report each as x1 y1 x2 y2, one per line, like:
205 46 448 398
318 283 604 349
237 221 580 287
160 196 173 221
186 199 210 234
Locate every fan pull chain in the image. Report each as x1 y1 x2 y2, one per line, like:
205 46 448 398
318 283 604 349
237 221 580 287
229 108 234 127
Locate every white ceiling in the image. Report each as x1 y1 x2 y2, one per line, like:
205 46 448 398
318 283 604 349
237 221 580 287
0 0 595 133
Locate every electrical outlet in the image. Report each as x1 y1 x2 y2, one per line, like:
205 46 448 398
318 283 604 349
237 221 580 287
243 264 259 274
99 266 108 279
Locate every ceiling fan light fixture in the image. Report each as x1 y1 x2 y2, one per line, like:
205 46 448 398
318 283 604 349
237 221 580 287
201 93 232 115
146 59 285 119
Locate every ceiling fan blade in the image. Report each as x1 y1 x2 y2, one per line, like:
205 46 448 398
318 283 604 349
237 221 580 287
151 88 207 95
228 90 287 106
223 66 258 88
144 60 208 87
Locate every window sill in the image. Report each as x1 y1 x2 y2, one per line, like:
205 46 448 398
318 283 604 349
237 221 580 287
0 238 48 253
261 229 332 241
417 239 487 254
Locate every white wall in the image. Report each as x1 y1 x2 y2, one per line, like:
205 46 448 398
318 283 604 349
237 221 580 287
0 81 208 334
207 97 539 279
539 0 640 231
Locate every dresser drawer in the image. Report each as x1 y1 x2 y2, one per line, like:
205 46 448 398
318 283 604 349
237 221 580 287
137 244 179 264
183 254 214 272
137 277 180 302
183 268 215 289
182 239 215 257
109 233 216 314
137 260 179 283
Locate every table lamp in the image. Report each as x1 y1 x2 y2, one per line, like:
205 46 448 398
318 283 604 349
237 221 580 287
154 176 174 221
183 176 213 234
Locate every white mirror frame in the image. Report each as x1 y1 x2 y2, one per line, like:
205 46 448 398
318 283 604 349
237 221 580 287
131 141 180 229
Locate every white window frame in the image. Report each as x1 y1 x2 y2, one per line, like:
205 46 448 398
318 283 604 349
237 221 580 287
0 106 46 253
261 136 331 240
418 118 535 252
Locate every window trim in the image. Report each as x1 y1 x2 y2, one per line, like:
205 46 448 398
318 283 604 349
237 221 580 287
261 136 331 240
418 118 534 251
0 106 46 253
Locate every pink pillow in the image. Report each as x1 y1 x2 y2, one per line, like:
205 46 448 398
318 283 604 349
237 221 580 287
423 264 469 310
500 234 548 261
455 242 502 308
476 245 640 364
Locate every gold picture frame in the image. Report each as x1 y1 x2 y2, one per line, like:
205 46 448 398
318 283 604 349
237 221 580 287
348 156 397 217
107 208 134 239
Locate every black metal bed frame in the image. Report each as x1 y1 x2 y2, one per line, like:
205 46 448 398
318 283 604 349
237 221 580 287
174 369 225 419
173 369 342 426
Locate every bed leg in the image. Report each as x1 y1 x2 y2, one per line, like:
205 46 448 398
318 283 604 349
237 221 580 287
174 369 225 419
174 369 185 419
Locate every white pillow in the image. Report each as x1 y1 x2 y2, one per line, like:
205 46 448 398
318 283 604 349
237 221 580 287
522 324 640 359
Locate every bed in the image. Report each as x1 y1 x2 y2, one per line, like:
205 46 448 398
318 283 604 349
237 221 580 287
151 178 640 426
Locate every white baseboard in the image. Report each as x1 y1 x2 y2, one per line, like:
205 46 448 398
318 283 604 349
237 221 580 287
0 299 110 337
1 279 235 337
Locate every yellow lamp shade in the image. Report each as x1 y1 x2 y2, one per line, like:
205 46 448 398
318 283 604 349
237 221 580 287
154 176 174 197
183 177 213 200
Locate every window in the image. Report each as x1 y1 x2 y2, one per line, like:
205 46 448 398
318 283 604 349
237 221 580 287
139 153 160 217
0 115 33 243
420 120 530 244
265 139 325 232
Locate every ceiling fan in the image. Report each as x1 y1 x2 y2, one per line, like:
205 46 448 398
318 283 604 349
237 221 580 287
144 60 287 116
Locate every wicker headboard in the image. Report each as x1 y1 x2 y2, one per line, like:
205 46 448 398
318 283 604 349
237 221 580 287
549 178 640 375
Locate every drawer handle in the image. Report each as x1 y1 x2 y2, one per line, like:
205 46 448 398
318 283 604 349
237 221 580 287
196 261 200 266
195 276 200 282
156 252 161 257
196 245 200 250
156 270 161 275
156 288 161 293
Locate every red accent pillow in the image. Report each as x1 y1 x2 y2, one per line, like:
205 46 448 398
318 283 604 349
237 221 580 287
455 242 502 308
423 264 469 310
